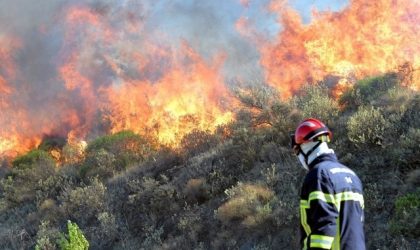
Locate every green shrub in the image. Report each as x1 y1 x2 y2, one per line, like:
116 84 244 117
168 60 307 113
58 220 89 250
264 101 303 145
390 128 420 172
86 130 152 155
347 106 388 147
82 131 155 178
389 190 420 237
339 73 399 110
141 226 163 249
293 83 339 125
399 94 420 132
1 155 56 206
97 212 118 240
80 149 116 179
34 220 60 250
36 174 75 207
12 149 55 169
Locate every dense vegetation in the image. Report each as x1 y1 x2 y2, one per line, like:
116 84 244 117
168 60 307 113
0 73 419 249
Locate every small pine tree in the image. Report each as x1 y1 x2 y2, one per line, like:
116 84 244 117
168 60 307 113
58 221 89 250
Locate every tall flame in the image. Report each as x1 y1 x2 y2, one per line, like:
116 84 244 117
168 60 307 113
260 0 420 98
104 43 233 145
1 1 419 158
0 36 42 157
57 6 234 147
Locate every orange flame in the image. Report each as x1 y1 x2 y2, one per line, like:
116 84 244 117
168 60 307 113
0 36 43 158
261 0 420 98
0 5 235 158
2 1 419 159
104 43 234 145
57 6 234 147
56 8 232 145
0 36 18 98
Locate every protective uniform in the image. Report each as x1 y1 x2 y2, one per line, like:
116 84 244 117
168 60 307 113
292 118 365 250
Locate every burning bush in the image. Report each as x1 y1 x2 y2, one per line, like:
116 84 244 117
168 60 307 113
0 73 418 249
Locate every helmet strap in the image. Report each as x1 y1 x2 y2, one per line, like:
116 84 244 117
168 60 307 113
298 140 323 166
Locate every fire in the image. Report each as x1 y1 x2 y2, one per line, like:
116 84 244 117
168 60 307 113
57 6 234 147
0 4 235 158
1 1 419 158
260 0 420 98
0 36 18 99
104 43 234 145
0 36 42 158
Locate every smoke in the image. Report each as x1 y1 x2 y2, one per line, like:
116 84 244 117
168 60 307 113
1 0 417 157
1 0 265 82
146 1 262 80
0 0 270 156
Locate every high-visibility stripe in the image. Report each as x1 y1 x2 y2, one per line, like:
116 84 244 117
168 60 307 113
300 191 364 210
310 191 335 205
300 191 334 209
310 235 334 249
300 205 311 234
335 191 364 209
303 238 308 250
333 217 340 250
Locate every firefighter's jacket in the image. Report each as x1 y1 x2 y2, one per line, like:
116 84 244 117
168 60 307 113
300 153 365 250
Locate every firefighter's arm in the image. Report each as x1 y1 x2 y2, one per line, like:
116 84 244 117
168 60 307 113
302 171 338 249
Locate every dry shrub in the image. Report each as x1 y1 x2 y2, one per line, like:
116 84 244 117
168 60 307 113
183 178 209 204
180 129 220 158
34 220 61 250
217 182 274 227
406 169 420 191
37 199 62 225
59 178 106 225
1 157 56 207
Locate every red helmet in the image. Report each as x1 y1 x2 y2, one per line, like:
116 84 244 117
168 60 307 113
293 118 332 146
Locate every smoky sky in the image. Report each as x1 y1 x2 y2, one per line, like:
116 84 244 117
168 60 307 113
0 0 350 86
0 0 349 138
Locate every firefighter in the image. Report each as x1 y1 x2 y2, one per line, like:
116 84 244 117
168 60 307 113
291 118 365 250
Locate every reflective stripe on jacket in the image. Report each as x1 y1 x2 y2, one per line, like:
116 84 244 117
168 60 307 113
300 153 365 250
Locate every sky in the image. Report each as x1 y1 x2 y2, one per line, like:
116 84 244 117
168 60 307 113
138 0 350 80
290 0 349 23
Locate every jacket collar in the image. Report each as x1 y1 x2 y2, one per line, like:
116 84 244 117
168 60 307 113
308 153 338 170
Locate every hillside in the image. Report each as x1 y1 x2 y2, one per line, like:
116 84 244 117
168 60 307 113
0 73 419 249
